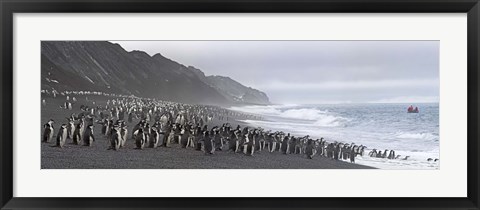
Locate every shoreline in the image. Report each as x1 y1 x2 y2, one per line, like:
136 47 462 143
227 103 440 170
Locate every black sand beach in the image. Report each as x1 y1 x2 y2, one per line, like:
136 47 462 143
41 142 373 169
41 95 374 169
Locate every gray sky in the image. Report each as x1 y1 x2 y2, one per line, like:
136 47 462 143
111 41 439 104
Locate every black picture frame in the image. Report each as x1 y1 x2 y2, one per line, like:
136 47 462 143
1 0 479 209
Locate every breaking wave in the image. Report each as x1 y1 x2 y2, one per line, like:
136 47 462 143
231 103 439 169
230 105 349 127
395 132 439 141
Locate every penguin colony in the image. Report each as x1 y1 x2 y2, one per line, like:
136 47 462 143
42 91 438 164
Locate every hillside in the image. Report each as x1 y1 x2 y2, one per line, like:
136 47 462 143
41 41 270 105
206 75 270 105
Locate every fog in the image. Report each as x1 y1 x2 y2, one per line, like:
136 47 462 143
112 41 439 104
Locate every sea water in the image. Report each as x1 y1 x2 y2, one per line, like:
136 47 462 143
229 103 439 169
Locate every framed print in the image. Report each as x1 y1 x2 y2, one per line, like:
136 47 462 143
1 0 479 209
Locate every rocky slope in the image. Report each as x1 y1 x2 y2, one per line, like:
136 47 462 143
41 41 270 105
206 75 270 105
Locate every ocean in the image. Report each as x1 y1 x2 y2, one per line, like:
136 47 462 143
229 103 439 169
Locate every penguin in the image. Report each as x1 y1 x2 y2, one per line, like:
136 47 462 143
298 138 306 155
55 124 67 148
351 145 359 157
258 132 266 151
180 125 189 148
175 124 183 144
341 144 349 160
149 127 160 148
281 134 290 155
312 139 320 156
358 145 366 156
106 120 114 140
161 122 170 147
334 144 341 160
382 150 389 158
144 122 152 134
186 126 195 148
326 143 334 158
186 125 197 148
427 158 433 161
266 134 275 153
349 147 356 163
388 150 396 159
289 137 297 154
190 124 202 151
319 138 326 157
109 126 121 151
78 116 86 136
305 139 315 159
72 122 83 145
101 119 110 136
203 131 213 155
228 131 239 152
143 124 151 146
195 125 205 151
120 124 128 148
42 119 54 143
131 120 145 139
434 159 439 162
402 156 410 160
128 112 134 123
253 130 261 152
395 155 401 159
369 149 377 157
134 128 146 149
66 119 75 140
220 124 231 147
166 127 175 148
270 133 280 153
83 125 95 146
175 114 182 124
213 129 223 151
238 131 247 153
118 109 125 121
157 122 166 147
245 131 255 156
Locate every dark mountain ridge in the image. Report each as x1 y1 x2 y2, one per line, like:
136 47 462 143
206 75 270 105
41 41 270 106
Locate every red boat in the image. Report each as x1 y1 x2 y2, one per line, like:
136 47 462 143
407 105 419 113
